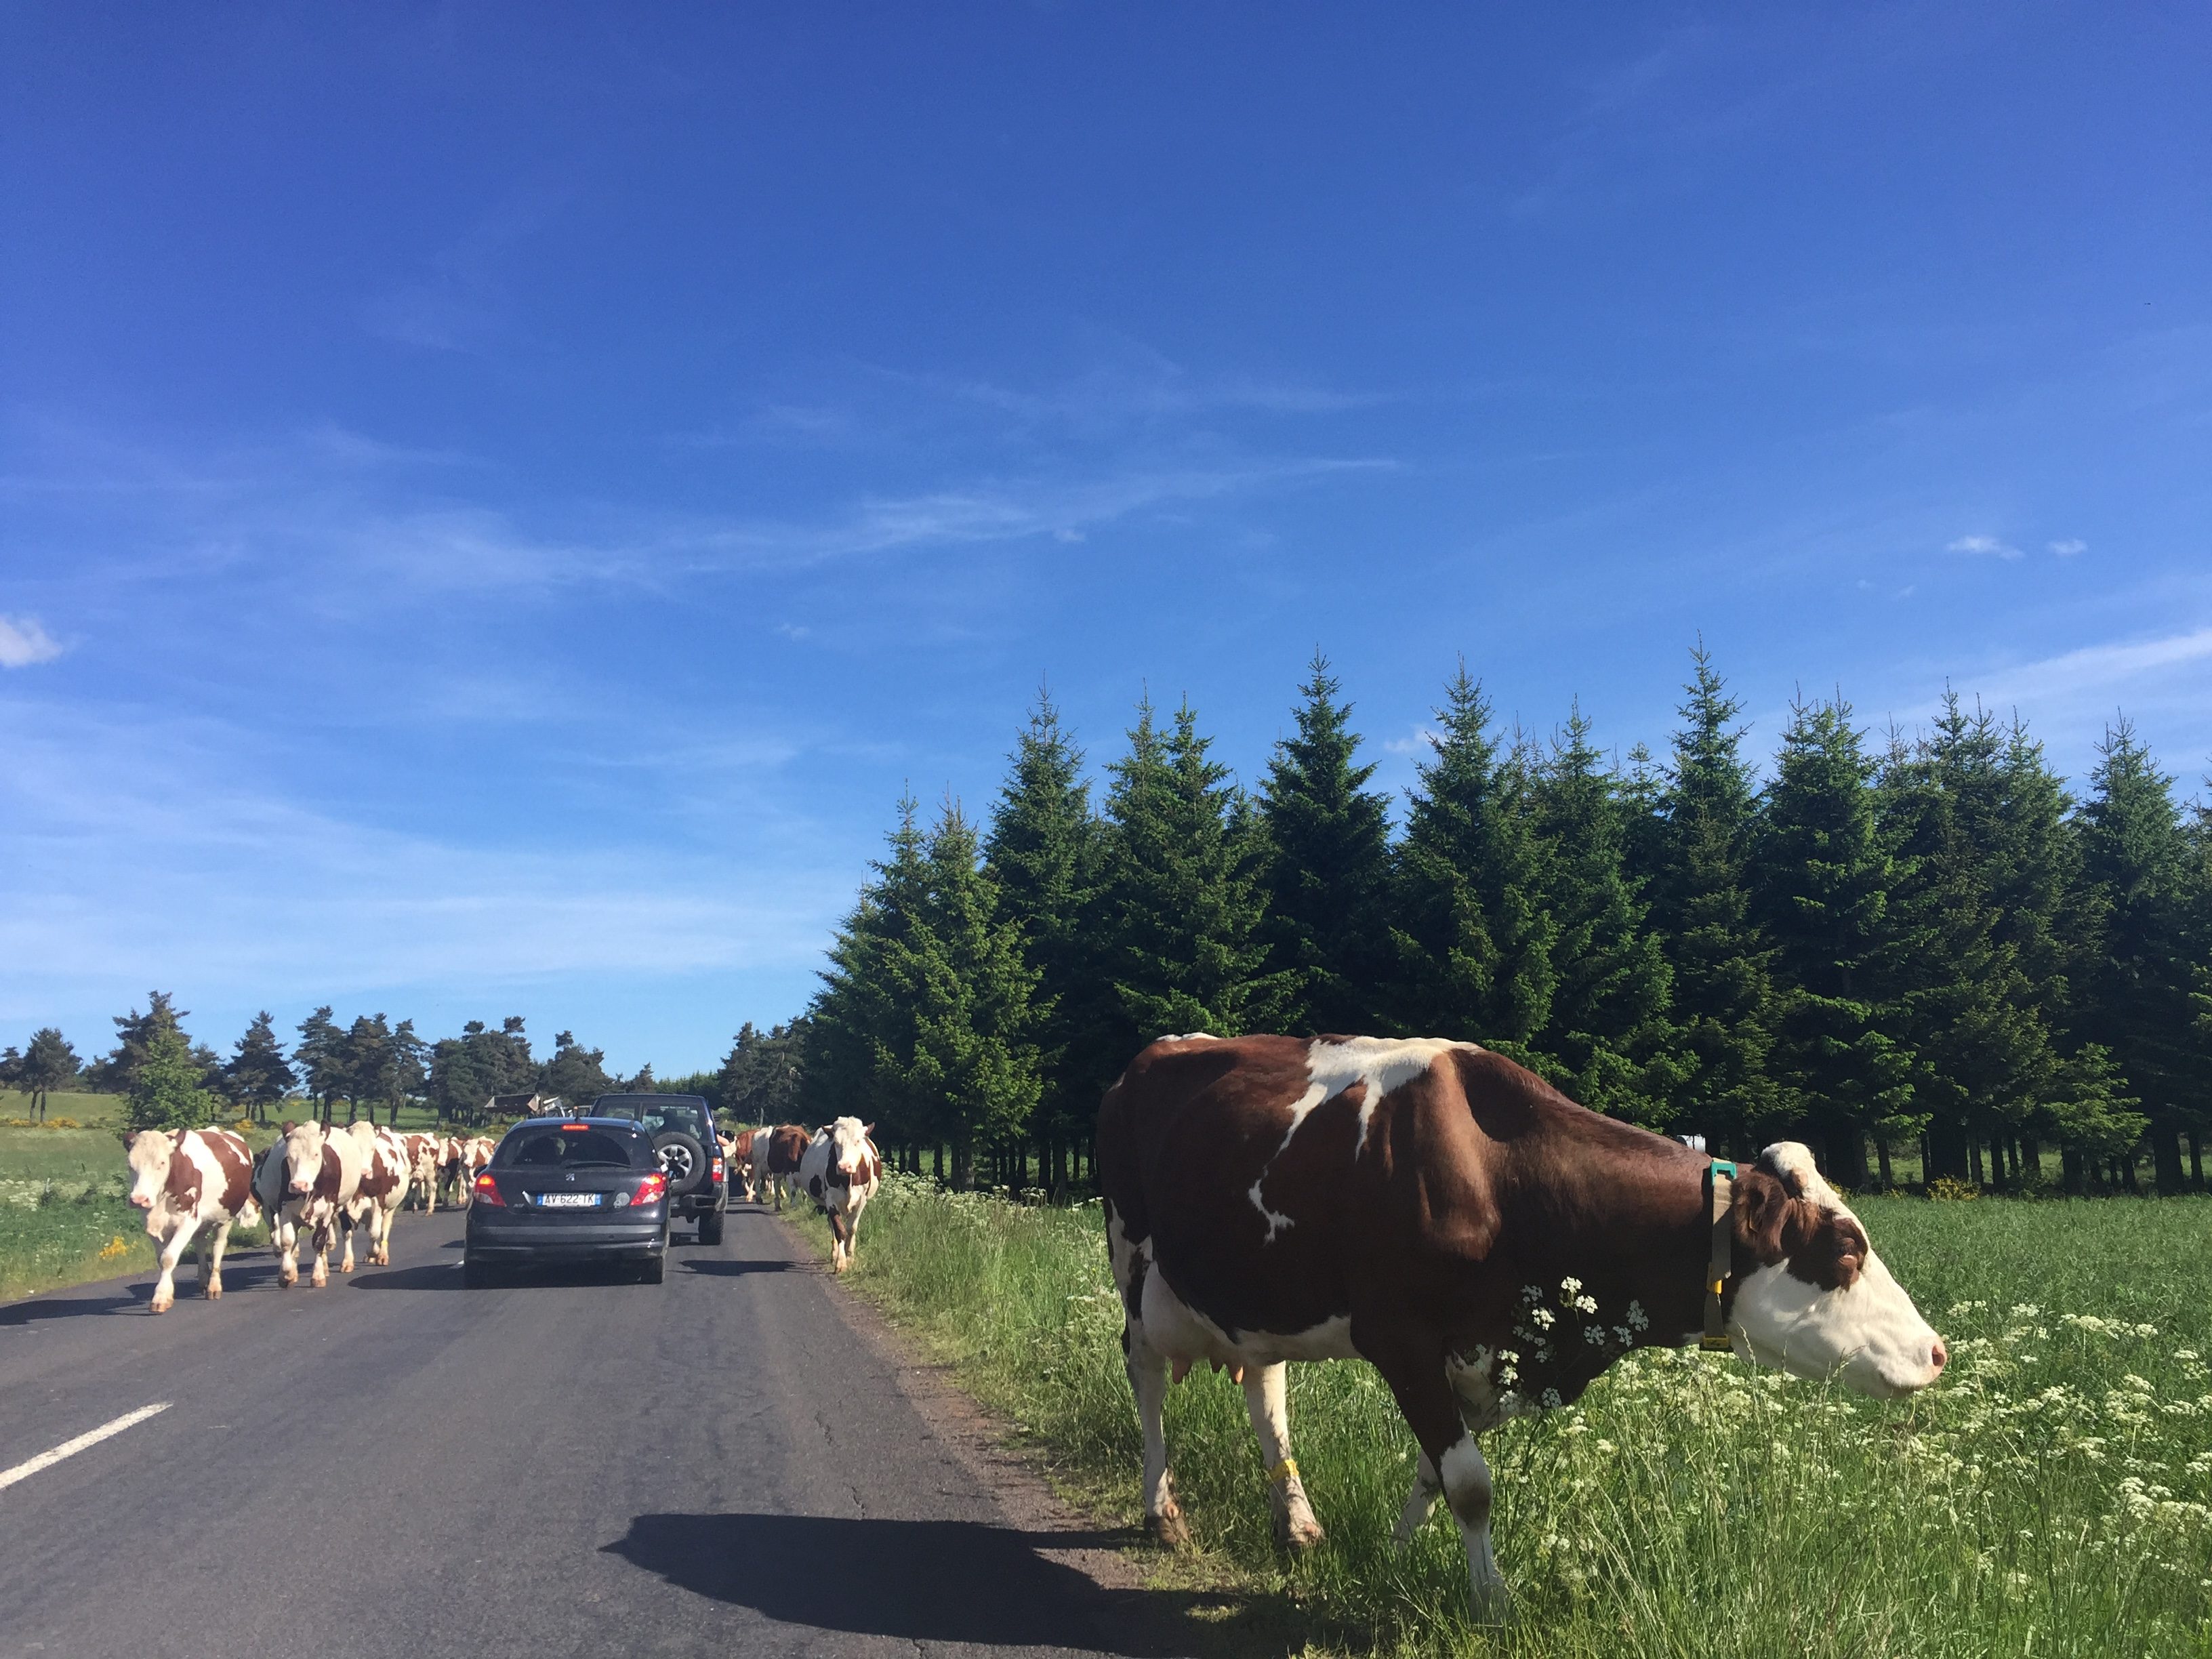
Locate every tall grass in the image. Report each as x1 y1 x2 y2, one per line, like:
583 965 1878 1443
791 1178 2212 1657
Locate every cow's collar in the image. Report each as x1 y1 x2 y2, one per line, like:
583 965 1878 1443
1701 1161 1738 1353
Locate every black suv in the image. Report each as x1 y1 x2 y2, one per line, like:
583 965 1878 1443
589 1092 727 1244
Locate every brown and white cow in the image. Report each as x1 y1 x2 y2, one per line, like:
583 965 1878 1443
1098 1033 1946 1611
758 1124 811 1211
253 1119 371 1288
343 1123 411 1267
798 1118 881 1274
724 1128 768 1202
123 1128 260 1313
401 1132 443 1211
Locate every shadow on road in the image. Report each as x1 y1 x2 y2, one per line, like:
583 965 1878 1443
682 1258 795 1277
349 1263 463 1291
0 1256 306 1323
605 1511 1256 1654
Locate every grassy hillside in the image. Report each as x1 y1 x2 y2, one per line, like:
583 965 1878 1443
787 1181 2212 1658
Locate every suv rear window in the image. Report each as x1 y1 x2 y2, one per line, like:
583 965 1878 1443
493 1128 649 1170
592 1094 713 1140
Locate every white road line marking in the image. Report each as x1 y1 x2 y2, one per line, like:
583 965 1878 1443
0 1402 171 1492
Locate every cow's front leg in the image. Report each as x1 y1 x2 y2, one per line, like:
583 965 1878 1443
1393 1448 1441 1547
149 1217 199 1314
275 1216 299 1288
1240 1362 1323 1552
1368 1338 1509 1620
309 1215 333 1288
201 1218 233 1299
337 1214 356 1273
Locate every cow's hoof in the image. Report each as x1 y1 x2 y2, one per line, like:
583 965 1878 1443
1146 1506 1193 1551
1275 1513 1325 1554
205 1283 222 1300
310 1271 328 1288
279 1271 297 1288
149 1296 173 1315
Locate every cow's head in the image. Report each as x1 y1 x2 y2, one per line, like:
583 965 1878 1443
123 1129 176 1212
825 1116 874 1179
280 1120 328 1197
1727 1143 1945 1399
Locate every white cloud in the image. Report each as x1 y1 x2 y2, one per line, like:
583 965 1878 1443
1946 533 2023 560
0 615 64 668
2049 538 2087 557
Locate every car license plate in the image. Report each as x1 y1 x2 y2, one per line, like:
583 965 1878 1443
535 1192 602 1208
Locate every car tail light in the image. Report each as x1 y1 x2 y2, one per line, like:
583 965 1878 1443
712 1158 724 1182
473 1172 506 1206
633 1171 668 1206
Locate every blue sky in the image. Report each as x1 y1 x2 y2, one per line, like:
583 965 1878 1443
4 6 2207 1076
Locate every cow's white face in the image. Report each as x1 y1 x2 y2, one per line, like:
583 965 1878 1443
1729 1143 1946 1399
124 1130 174 1212
826 1116 872 1178
281 1121 327 1196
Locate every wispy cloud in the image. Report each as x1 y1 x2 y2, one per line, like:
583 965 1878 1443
1947 533 2023 560
0 615 64 668
1984 626 2212 707
2049 538 2088 557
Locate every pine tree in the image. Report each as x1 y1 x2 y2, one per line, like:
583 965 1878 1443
1099 696 1292 1051
85 991 189 1094
1878 697 2056 1185
221 1012 295 1123
983 691 1109 1167
2076 718 2198 1193
1390 664 1556 1063
806 793 935 1147
541 1029 617 1109
1527 703 1681 1122
294 1006 344 1122
1256 653 1395 1034
1650 645 1780 1152
124 1025 222 1132
1755 695 1914 1188
717 1019 808 1124
875 803 1044 1188
16 1029 80 1123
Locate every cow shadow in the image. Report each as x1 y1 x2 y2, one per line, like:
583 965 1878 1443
0 1253 304 1324
604 1512 1267 1656
681 1258 794 1277
0 1282 151 1324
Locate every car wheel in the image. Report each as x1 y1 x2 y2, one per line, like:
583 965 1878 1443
653 1130 711 1198
638 1253 665 1284
698 1209 724 1246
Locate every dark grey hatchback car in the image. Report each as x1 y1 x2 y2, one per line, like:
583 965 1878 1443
463 1118 670 1287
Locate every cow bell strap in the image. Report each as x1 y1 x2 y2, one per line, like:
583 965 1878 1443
1702 1161 1738 1353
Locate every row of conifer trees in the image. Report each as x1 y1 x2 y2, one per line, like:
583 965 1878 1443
800 647 2212 1196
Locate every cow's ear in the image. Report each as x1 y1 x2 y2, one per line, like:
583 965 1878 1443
122 1130 139 1150
281 1120 295 1134
862 1123 876 1139
1732 1168 1806 1264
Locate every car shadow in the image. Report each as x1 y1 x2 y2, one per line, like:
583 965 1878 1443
681 1258 795 1277
349 1263 464 1291
603 1512 1257 1655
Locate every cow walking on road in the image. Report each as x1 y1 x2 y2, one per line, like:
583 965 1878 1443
1097 1033 1947 1612
757 1125 811 1211
798 1118 881 1274
401 1132 444 1211
254 1120 370 1288
124 1128 261 1313
344 1123 411 1267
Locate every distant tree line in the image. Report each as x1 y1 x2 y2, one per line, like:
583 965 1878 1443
2 996 783 1134
802 649 2212 1197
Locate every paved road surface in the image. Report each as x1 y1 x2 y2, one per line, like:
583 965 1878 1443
0 1206 1196 1659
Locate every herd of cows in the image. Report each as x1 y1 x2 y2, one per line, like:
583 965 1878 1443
114 1033 1949 1612
117 1113 885 1316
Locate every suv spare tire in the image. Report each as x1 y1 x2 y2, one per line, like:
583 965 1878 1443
653 1129 710 1197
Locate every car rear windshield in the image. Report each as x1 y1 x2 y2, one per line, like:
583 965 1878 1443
592 1094 712 1139
493 1128 648 1170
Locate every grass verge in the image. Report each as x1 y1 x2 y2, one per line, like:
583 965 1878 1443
787 1176 2212 1658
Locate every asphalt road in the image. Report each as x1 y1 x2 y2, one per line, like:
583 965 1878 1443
0 1204 1197 1659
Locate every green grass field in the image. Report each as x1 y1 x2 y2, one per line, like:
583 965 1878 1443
789 1179 2212 1658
